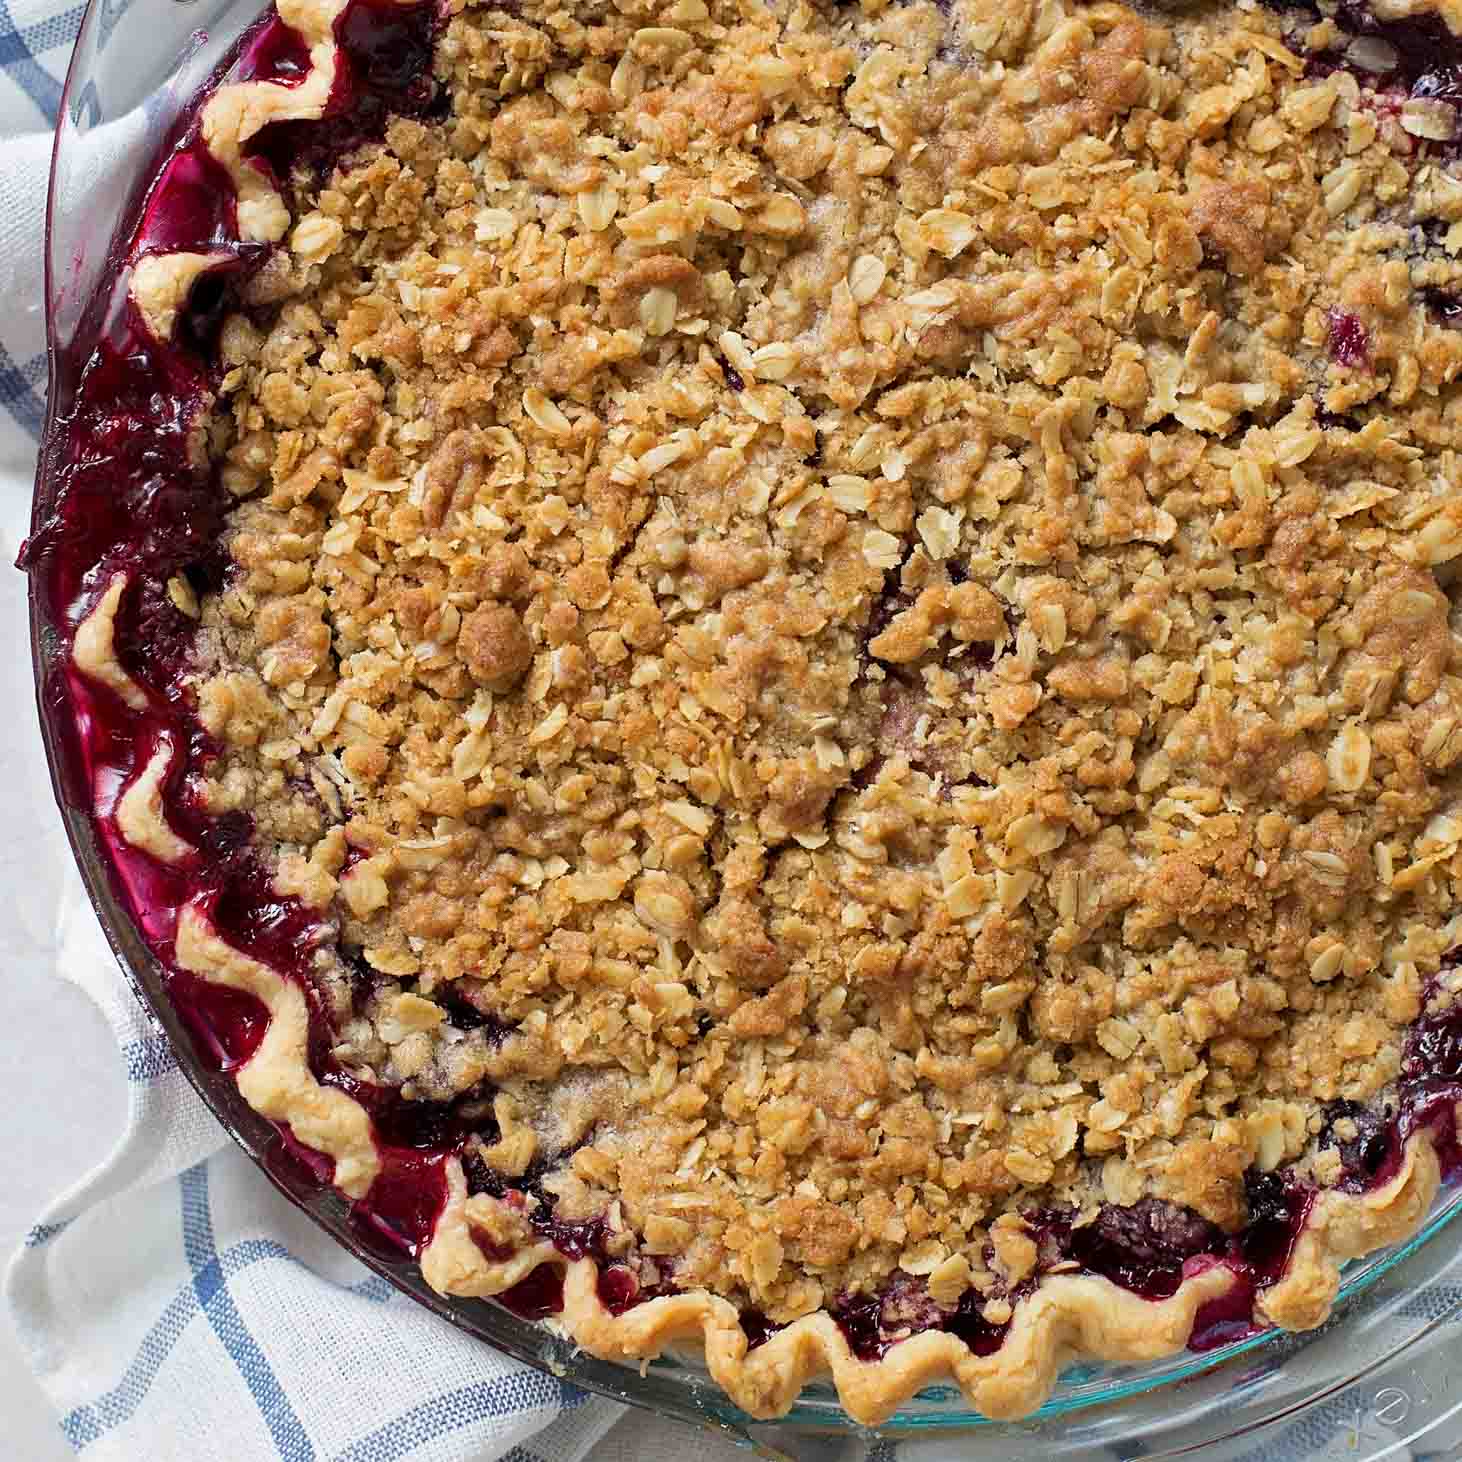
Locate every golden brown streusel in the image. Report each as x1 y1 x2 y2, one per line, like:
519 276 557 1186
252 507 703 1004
190 0 1462 1327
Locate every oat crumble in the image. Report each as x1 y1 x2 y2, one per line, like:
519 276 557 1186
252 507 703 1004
49 0 1462 1422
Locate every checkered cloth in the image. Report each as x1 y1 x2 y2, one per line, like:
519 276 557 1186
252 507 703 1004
0 0 60 458
4 1 1462 1459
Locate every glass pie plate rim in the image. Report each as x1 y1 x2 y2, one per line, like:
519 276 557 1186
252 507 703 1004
26 0 1462 1449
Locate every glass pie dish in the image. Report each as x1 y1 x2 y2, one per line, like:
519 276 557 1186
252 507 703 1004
25 0 1462 1450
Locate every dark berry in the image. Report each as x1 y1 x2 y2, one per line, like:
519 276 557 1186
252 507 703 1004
1067 1199 1224 1298
739 1308 784 1349
1402 989 1462 1082
1239 1168 1308 1278
1317 1099 1397 1192
1326 309 1370 369
829 1289 886 1360
941 1287 1011 1357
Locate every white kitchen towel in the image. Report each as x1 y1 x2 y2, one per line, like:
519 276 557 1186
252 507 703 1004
5 0 1462 1459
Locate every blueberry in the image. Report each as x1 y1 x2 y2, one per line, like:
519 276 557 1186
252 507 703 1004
1317 1099 1396 1191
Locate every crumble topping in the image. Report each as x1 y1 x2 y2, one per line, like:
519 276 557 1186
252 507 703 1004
172 0 1462 1330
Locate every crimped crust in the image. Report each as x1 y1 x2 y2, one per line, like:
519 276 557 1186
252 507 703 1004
63 0 1462 1425
174 906 382 1197
114 738 195 864
123 0 350 326
204 0 347 244
1260 1131 1443 1331
416 1150 1238 1422
556 1260 1236 1424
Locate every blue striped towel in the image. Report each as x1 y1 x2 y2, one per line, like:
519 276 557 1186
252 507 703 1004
3 1 1462 1459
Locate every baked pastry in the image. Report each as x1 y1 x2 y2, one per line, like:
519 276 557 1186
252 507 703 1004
27 0 1462 1424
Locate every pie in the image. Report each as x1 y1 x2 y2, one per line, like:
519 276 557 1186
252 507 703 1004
26 0 1462 1425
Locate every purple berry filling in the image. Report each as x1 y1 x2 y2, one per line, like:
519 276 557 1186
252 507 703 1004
135 136 244 257
1327 309 1370 369
235 14 313 87
1235 1169 1311 1277
433 989 518 1042
940 1287 1019 1357
738 1307 784 1350
1318 1099 1398 1193
1324 2 1462 111
349 1149 452 1259
25 0 1462 1372
1394 974 1462 1174
328 1071 487 1153
246 0 442 189
830 1273 942 1361
1404 974 1462 1083
1267 0 1462 118
496 1263 565 1321
597 1264 674 1316
596 1266 640 1314
460 1146 622 1267
1034 1198 1226 1300
828 1270 1017 1361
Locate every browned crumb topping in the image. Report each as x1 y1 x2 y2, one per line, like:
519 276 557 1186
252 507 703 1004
192 0 1462 1323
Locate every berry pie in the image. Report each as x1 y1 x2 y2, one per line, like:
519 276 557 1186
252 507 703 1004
26 0 1462 1424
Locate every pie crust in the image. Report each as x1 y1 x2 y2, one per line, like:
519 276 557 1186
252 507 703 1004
34 0 1462 1426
